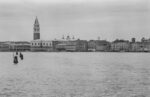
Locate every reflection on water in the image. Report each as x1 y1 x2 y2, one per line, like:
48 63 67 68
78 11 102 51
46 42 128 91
0 52 149 97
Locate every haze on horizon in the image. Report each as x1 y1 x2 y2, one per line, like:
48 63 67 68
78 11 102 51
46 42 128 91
0 0 150 41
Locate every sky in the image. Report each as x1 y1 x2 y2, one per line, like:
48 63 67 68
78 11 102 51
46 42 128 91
0 0 150 41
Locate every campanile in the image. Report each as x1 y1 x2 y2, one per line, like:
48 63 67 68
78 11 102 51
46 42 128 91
33 17 40 40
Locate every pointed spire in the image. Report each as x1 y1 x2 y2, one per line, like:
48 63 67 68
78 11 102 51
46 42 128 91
35 16 39 25
33 16 40 40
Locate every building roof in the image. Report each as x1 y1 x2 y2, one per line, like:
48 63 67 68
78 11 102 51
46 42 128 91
113 39 129 43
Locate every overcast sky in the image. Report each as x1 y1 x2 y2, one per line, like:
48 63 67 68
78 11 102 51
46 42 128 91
0 0 150 41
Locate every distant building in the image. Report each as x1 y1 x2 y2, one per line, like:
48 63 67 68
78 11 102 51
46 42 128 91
95 40 110 51
30 40 53 52
76 39 88 52
9 41 30 51
143 42 150 52
111 39 130 52
52 40 61 51
54 37 88 52
64 41 77 51
33 17 40 40
55 40 77 52
88 40 96 51
130 42 144 52
130 38 150 52
54 35 78 52
141 38 150 52
55 43 67 51
0 42 10 51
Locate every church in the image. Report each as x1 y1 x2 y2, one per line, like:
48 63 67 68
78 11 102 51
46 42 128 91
30 17 53 52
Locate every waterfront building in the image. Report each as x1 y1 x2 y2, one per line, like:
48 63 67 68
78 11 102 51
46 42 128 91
9 41 30 51
130 42 144 52
87 40 96 51
65 40 77 51
55 43 67 51
111 39 130 52
0 41 30 51
143 42 150 52
55 40 77 52
140 38 150 52
33 17 40 40
65 44 76 51
30 40 53 52
52 40 61 51
54 36 88 52
54 40 68 51
76 39 88 52
0 42 10 51
54 35 77 52
130 38 150 52
95 40 110 51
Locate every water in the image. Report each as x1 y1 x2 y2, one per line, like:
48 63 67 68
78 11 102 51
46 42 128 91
0 52 149 97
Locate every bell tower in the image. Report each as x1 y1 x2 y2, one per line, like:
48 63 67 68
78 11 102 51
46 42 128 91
33 16 40 40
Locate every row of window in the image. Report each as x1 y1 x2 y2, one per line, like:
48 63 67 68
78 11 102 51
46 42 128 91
31 43 52 46
34 29 39 31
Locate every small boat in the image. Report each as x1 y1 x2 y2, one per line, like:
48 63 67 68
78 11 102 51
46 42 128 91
13 55 18 64
19 52 23 60
13 52 18 64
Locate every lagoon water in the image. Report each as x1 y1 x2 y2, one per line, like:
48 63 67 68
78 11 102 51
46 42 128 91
0 52 150 97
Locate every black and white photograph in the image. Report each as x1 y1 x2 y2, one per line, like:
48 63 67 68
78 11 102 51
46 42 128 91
0 0 150 96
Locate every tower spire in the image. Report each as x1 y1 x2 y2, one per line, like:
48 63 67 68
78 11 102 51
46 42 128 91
34 16 39 25
33 16 40 40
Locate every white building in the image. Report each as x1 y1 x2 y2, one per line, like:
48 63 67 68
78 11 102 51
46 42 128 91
30 40 53 52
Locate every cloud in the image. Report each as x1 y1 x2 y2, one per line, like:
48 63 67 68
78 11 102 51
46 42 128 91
0 0 147 4
0 0 149 41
